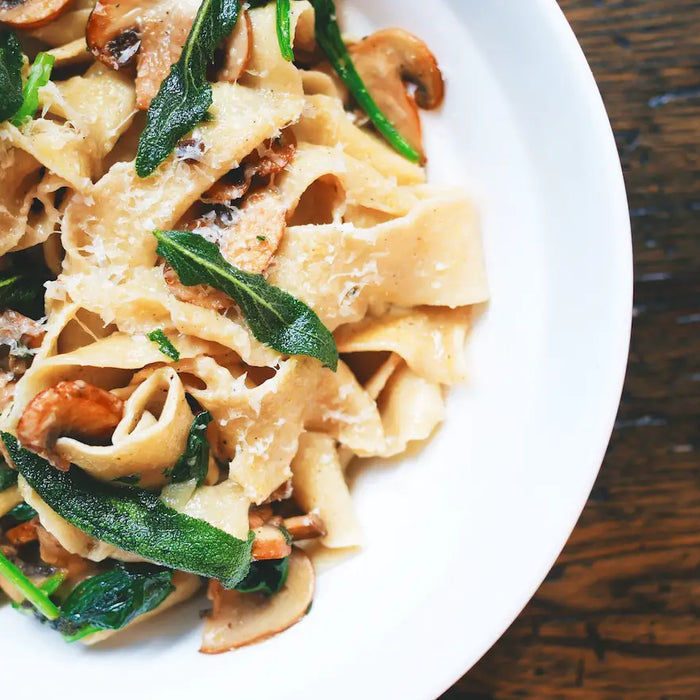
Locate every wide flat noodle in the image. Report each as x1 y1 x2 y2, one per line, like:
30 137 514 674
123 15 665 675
336 306 474 385
291 432 362 549
268 192 489 329
242 1 314 95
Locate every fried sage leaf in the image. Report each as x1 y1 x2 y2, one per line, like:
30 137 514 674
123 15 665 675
310 0 422 163
62 563 175 633
3 433 254 589
154 230 338 370
135 0 241 177
168 411 212 488
0 28 23 124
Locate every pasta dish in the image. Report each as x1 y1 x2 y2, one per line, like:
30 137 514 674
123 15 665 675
0 0 488 652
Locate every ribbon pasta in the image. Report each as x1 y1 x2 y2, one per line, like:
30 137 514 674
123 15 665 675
0 0 488 649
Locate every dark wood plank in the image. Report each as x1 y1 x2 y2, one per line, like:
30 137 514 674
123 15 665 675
443 1 700 698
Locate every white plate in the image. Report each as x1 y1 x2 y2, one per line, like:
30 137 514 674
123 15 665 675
3 1 631 698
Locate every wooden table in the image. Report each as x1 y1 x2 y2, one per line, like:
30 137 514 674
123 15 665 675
443 1 700 697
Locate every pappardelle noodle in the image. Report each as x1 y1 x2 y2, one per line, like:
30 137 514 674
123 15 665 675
0 0 488 653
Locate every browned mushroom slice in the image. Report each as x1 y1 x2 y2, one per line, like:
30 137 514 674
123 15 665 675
248 505 274 530
87 0 201 109
201 548 315 653
135 0 201 110
261 479 293 505
252 524 292 562
16 380 124 470
163 262 234 311
0 0 73 29
36 524 93 580
5 518 38 547
348 28 445 159
0 310 45 350
218 9 252 83
202 135 297 206
218 189 287 275
282 513 327 542
86 0 145 70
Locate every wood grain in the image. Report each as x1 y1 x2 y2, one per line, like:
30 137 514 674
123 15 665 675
443 1 700 698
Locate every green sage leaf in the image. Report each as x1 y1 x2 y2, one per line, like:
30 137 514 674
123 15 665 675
136 0 241 177
147 329 181 361
3 433 254 589
154 230 338 370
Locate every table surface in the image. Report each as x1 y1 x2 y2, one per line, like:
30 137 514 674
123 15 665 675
444 1 700 698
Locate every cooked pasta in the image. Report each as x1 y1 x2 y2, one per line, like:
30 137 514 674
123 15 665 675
0 0 488 652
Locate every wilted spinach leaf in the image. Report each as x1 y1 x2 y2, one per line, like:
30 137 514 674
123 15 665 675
62 563 175 632
168 411 212 488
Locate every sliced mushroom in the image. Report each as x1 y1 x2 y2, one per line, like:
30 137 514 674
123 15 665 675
261 479 293 505
36 523 93 580
16 380 124 470
218 9 252 83
348 28 445 159
282 513 327 542
201 548 315 653
86 0 145 70
202 135 297 206
88 0 252 110
135 0 201 110
163 262 234 312
5 518 38 547
252 524 292 562
248 505 274 530
0 0 73 29
217 189 287 275
0 310 45 351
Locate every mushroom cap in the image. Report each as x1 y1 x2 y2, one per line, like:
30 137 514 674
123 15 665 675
0 0 74 29
349 28 445 159
201 548 315 653
86 0 146 70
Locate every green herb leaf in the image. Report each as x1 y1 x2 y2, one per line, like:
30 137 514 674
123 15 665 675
0 28 23 124
3 433 254 589
11 52 54 127
62 563 175 632
309 0 422 163
235 556 289 595
169 411 212 488
0 460 17 492
0 549 62 621
276 0 294 61
135 0 241 177
6 503 37 523
0 265 51 318
154 230 338 370
147 329 181 361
